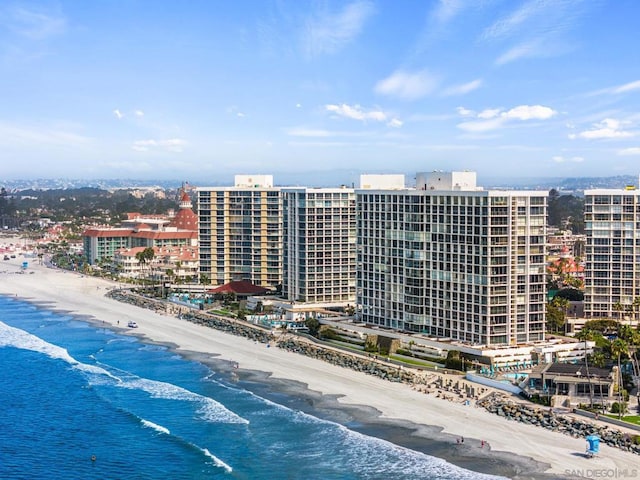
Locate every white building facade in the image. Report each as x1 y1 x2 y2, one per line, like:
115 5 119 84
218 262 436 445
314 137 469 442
584 187 640 320
197 175 282 289
357 171 547 347
282 187 357 303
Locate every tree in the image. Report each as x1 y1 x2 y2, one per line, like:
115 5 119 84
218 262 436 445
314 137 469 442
546 299 566 333
445 350 464 371
633 297 640 323
548 296 570 334
613 301 624 322
305 318 320 337
135 247 155 283
610 338 629 419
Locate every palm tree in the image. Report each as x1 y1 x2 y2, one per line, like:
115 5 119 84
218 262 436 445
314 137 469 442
135 247 155 285
633 297 640 324
610 338 629 419
613 301 624 322
552 296 570 335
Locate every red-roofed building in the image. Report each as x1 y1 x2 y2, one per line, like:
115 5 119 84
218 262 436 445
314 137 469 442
114 245 199 282
208 280 269 297
83 188 199 266
168 190 198 232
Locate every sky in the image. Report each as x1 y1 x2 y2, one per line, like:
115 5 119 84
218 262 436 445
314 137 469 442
1 0 640 185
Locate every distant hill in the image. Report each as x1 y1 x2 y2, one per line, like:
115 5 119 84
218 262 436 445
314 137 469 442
1 174 638 192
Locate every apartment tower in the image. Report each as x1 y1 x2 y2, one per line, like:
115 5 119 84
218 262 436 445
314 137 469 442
584 185 640 320
282 186 357 303
197 175 282 288
357 171 547 347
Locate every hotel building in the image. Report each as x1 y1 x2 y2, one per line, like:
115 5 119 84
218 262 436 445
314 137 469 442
357 171 547 347
196 175 282 288
583 186 640 320
83 189 198 265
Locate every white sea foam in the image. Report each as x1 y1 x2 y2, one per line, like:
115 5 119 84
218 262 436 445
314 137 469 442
0 321 78 364
121 378 249 425
200 447 233 473
0 320 248 426
141 419 170 435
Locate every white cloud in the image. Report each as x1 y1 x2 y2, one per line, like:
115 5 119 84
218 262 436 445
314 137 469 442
7 6 67 40
569 118 634 140
552 155 584 163
618 147 640 156
590 80 640 96
612 80 640 94
482 0 590 65
387 118 403 128
431 0 466 25
457 117 505 133
135 110 144 117
374 70 439 100
325 103 388 122
132 138 186 152
456 104 557 132
303 1 375 57
285 127 371 138
502 105 556 120
441 78 482 96
495 40 543 65
478 108 501 119
113 109 123 119
226 106 246 117
456 107 474 117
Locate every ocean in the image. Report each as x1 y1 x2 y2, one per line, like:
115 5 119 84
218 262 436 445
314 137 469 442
0 295 507 480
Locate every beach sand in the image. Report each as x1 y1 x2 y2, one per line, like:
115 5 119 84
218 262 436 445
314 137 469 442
1 254 638 479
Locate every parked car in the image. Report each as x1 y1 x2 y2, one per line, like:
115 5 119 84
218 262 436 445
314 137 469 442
127 321 139 328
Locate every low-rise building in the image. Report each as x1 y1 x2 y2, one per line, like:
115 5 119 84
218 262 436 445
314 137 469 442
525 362 616 408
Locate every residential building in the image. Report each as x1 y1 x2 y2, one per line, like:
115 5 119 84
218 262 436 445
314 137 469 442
282 186 357 304
584 185 640 320
196 175 282 289
114 245 199 282
357 171 547 347
525 362 616 408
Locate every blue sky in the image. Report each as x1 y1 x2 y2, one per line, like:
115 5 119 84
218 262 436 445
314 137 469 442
1 0 640 184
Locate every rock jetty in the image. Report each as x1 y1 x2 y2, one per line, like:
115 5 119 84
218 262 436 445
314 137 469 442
479 394 640 455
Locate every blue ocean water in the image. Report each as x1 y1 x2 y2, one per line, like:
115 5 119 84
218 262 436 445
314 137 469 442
0 296 504 480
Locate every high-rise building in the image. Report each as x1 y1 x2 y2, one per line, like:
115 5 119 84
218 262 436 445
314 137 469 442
282 187 357 304
584 186 640 320
197 175 282 288
357 171 547 347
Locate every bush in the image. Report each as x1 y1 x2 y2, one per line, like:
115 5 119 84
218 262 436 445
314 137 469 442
611 402 628 414
320 327 340 340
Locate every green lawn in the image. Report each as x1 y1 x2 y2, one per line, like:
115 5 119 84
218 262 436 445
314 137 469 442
604 414 640 425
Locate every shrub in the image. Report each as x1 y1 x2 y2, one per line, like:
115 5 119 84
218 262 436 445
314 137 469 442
611 402 628 414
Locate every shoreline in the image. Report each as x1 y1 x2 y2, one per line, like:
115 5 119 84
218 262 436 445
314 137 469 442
1 257 638 479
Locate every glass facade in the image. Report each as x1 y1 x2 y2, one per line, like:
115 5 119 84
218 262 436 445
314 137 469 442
356 190 547 346
282 189 357 303
584 189 640 319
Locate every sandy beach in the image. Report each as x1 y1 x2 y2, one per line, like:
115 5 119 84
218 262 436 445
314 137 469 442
1 253 639 479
